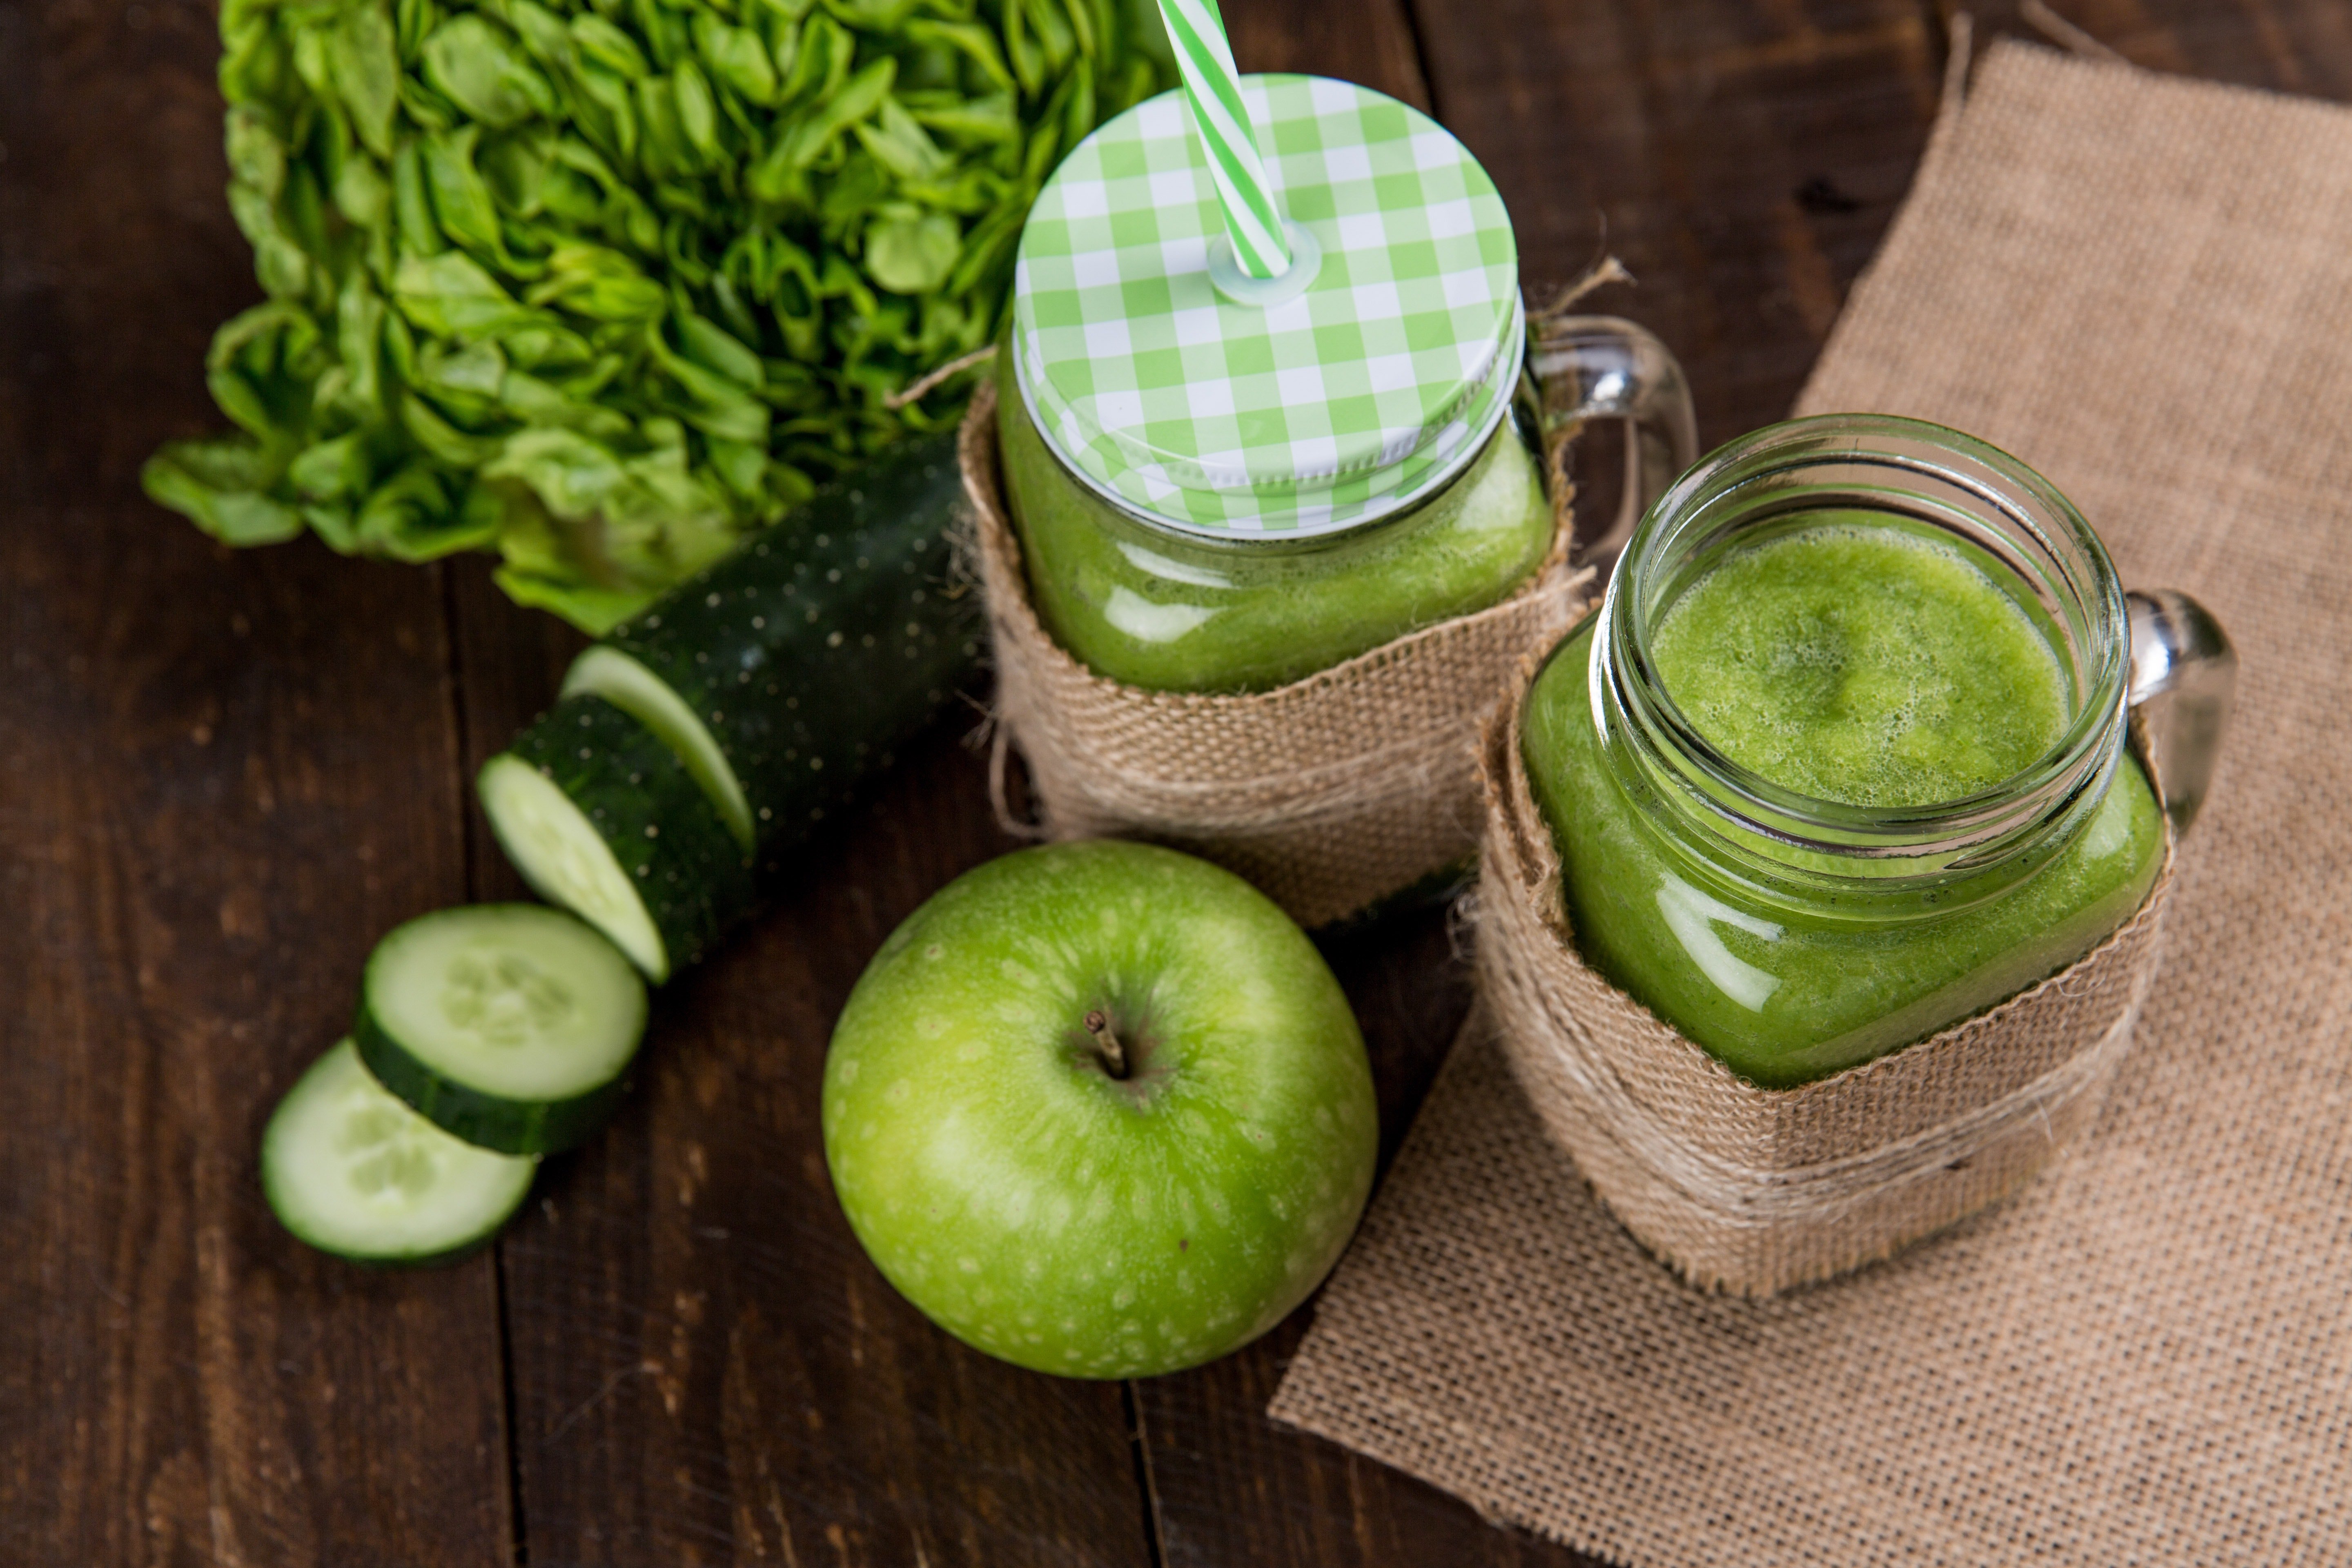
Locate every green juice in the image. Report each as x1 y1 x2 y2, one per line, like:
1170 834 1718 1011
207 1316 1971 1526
996 357 1555 693
1524 519 2165 1087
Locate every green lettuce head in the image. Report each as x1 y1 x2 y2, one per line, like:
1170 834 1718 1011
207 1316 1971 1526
148 0 1169 630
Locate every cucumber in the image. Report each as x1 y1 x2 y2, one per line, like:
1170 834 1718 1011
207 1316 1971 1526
561 427 980 865
263 1038 537 1266
481 695 754 983
353 904 648 1155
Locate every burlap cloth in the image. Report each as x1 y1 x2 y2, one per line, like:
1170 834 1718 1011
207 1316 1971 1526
959 379 1593 929
1271 39 2352 1566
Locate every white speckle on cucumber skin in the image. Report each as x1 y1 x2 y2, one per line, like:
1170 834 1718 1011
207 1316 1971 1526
827 632 843 647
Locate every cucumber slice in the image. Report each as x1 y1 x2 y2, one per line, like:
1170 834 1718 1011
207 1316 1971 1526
263 1039 536 1266
566 642 753 851
564 428 980 872
482 695 755 982
353 904 648 1155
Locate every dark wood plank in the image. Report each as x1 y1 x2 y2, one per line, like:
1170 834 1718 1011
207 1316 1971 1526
1141 5 2352 1565
1136 912 1596 1568
1116 4 1611 1566
453 14 1431 1562
1948 0 2352 100
1416 0 1946 452
448 584 1154 1564
0 2 512 1561
1225 0 1432 112
1134 1 1949 1558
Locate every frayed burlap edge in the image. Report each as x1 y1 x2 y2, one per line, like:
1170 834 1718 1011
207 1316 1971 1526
959 379 1595 929
1475 655 2176 1296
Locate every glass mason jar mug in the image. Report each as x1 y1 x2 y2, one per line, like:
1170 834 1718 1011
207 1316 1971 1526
996 312 1699 695
1522 415 2235 1088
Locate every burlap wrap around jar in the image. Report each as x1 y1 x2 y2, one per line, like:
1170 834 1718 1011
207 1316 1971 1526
959 380 1594 929
1476 657 2176 1297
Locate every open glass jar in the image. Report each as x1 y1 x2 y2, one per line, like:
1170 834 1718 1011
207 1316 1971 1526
1522 415 2235 1087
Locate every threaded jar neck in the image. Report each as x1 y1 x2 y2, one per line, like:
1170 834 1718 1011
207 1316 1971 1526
1586 414 2132 920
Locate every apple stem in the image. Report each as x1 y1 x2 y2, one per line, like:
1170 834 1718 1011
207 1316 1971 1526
1083 1009 1129 1079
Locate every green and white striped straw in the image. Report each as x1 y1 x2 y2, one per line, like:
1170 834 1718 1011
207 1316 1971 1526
1153 0 1292 278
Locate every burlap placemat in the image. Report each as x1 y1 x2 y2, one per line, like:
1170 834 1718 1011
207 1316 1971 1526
960 379 1593 929
1271 39 2352 1566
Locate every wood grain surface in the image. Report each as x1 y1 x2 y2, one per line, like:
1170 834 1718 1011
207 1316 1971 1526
4 0 2345 1563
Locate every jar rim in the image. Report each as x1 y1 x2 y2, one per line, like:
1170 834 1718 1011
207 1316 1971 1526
1592 412 2132 892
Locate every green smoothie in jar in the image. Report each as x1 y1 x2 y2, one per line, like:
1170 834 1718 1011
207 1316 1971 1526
996 74 1691 694
1522 417 2231 1088
998 353 1551 692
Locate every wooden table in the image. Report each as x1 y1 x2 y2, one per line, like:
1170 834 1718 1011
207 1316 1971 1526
6 2 2344 1562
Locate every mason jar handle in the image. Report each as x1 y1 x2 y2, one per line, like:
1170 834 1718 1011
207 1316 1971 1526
2126 588 2236 836
1524 314 1700 578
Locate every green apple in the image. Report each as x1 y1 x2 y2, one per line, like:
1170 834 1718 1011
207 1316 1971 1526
822 840 1377 1379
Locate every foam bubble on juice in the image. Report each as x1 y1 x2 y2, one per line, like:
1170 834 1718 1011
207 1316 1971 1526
1650 518 2070 808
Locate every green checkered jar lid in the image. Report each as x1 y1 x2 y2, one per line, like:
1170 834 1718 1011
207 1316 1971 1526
1010 74 1523 539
